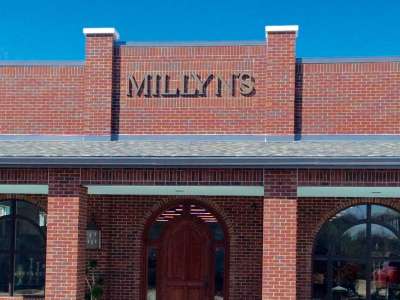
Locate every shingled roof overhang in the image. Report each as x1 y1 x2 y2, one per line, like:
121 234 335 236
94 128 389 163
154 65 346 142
0 141 399 168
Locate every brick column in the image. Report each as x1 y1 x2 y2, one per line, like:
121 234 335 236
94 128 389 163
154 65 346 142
83 28 118 138
263 170 298 300
45 169 87 300
265 25 298 136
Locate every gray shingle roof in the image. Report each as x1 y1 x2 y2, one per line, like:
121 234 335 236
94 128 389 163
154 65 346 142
0 141 399 167
0 141 399 157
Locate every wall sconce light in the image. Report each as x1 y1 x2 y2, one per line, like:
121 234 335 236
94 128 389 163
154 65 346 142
86 217 101 250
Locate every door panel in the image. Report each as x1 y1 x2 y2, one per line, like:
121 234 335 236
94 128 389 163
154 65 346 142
165 227 185 280
165 287 185 300
187 288 205 300
186 229 205 281
160 216 213 300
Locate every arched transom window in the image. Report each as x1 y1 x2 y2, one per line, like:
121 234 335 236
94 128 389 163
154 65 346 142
313 204 400 300
0 200 46 296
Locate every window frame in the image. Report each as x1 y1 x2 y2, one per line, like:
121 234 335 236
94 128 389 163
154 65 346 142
0 200 46 296
312 204 400 300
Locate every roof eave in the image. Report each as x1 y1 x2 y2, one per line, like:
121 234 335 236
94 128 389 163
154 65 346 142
0 156 399 169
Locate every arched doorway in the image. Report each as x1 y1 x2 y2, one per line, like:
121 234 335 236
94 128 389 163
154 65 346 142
144 202 228 300
312 204 400 299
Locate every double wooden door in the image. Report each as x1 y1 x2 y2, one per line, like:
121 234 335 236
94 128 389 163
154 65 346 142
159 216 213 300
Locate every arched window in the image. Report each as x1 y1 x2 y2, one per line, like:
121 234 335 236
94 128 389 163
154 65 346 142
313 204 400 300
145 203 227 300
0 200 46 296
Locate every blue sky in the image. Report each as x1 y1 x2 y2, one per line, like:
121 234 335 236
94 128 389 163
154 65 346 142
1 0 399 60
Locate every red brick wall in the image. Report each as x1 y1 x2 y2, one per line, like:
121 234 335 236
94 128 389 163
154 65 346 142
263 170 298 300
115 30 297 135
116 44 270 134
84 34 115 136
1 30 399 136
296 62 400 135
0 65 84 135
45 169 87 300
2 168 400 300
266 32 297 135
87 195 263 300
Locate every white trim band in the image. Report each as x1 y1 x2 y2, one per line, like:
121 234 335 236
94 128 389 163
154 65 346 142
0 185 48 195
83 28 119 40
86 185 264 197
265 25 299 38
298 186 400 198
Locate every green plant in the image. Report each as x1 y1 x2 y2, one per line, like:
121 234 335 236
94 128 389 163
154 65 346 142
85 260 104 300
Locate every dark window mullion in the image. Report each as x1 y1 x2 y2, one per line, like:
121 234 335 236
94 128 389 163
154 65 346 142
366 204 372 300
9 200 16 296
327 243 333 300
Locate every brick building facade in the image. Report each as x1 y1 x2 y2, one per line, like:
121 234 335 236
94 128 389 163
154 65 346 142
0 25 399 300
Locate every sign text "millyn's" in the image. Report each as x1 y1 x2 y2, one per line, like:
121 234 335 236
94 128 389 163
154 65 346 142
127 73 255 98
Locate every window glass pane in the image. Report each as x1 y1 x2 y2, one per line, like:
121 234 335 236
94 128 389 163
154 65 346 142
337 205 368 222
0 201 12 218
0 218 12 251
215 248 225 300
147 248 157 300
16 202 41 225
372 260 400 299
148 222 165 240
331 261 366 300
0 254 10 295
371 224 400 258
372 205 400 234
13 253 45 296
314 205 367 256
337 224 367 258
208 223 224 241
312 260 327 300
39 212 47 228
16 219 45 252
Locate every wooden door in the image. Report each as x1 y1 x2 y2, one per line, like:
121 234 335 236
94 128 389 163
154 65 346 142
159 216 213 300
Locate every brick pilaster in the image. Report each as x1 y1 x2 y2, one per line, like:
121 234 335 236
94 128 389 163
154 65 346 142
265 25 298 136
263 170 298 300
83 28 117 138
45 169 87 300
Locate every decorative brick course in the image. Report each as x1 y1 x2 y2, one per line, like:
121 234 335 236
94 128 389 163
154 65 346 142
81 168 264 185
298 169 400 186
